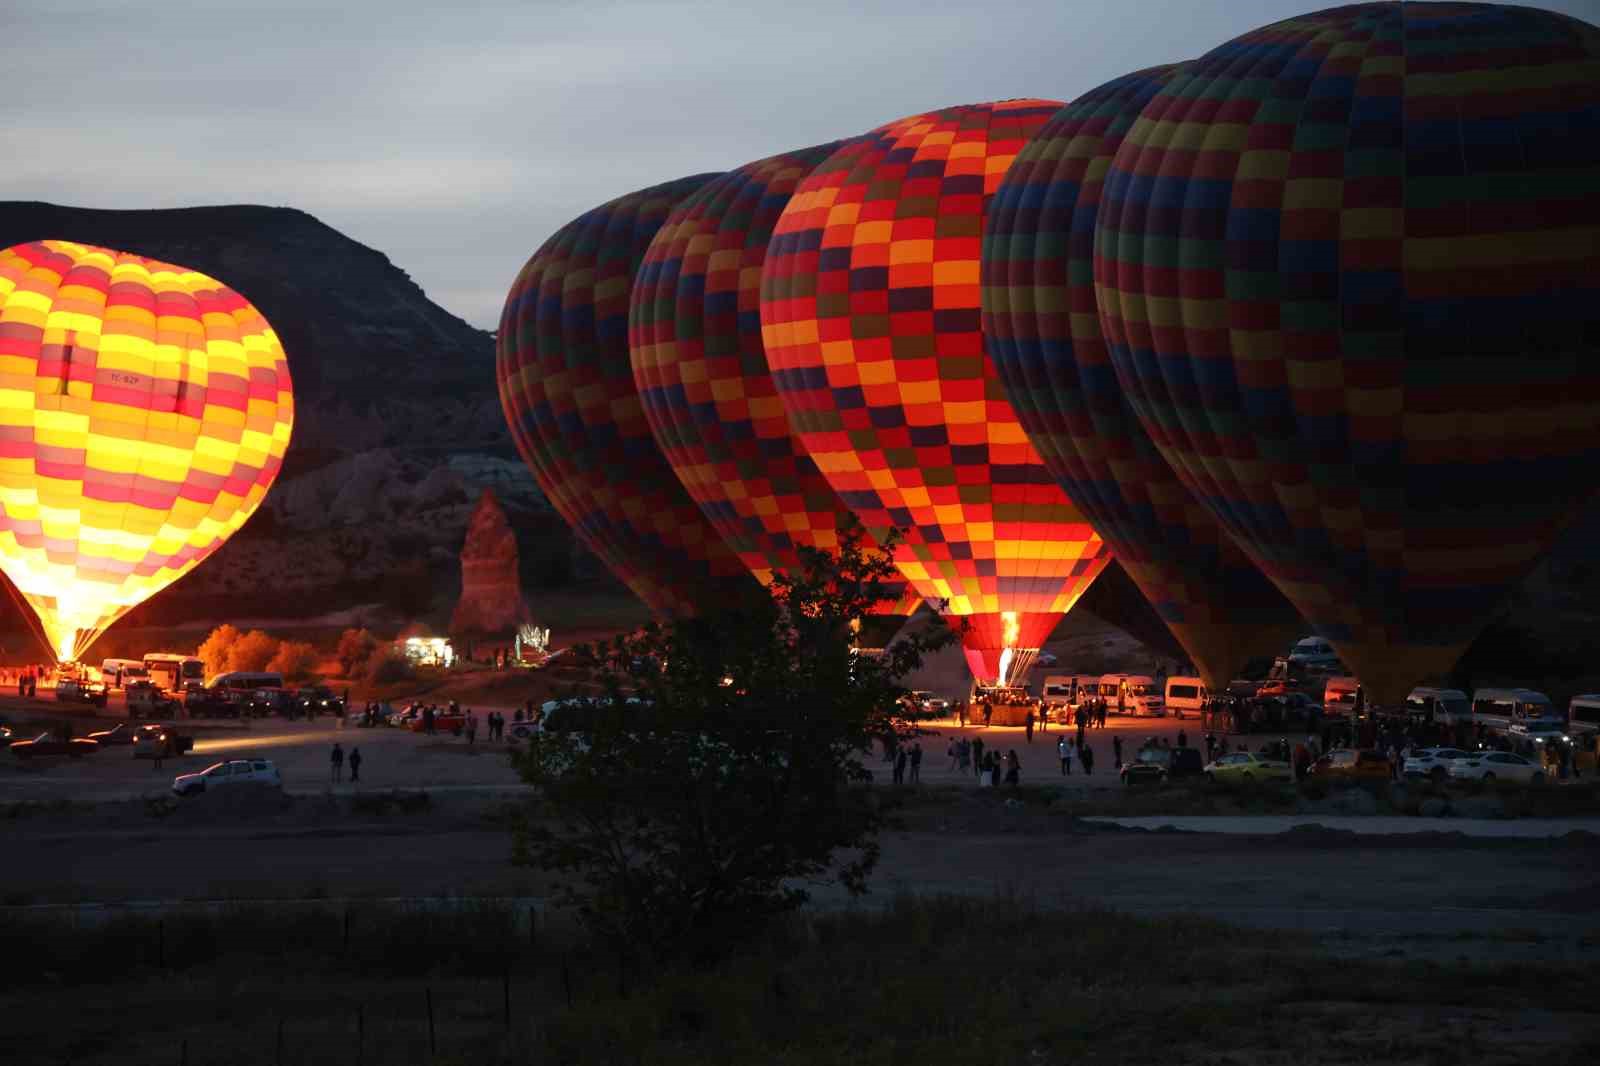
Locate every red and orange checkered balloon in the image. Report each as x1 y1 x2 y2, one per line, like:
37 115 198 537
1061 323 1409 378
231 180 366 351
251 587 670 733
0 240 294 661
497 176 758 618
760 100 1112 683
629 143 918 615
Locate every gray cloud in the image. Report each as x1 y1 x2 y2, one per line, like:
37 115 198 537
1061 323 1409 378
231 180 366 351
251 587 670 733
8 0 1596 328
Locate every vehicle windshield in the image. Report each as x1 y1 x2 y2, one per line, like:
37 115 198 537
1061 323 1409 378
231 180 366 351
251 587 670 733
1129 683 1153 696
1442 699 1468 718
201 762 226 775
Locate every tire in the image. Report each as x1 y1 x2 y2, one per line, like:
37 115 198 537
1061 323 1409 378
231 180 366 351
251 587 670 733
1482 772 1496 782
1241 771 1254 781
1158 773 1169 788
1429 767 1446 783
1530 772 1545 787
1205 772 1215 785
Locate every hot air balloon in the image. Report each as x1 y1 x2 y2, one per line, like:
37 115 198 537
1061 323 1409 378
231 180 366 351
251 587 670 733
629 143 919 614
0 240 294 662
1095 2 1600 705
497 176 758 617
761 100 1113 685
984 67 1304 689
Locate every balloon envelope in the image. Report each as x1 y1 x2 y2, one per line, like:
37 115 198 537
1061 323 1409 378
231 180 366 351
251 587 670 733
629 144 918 613
0 240 294 661
761 100 1112 683
1095 2 1600 703
497 176 758 617
984 67 1304 688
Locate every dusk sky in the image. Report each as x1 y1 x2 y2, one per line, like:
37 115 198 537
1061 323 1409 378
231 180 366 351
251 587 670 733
8 0 1596 330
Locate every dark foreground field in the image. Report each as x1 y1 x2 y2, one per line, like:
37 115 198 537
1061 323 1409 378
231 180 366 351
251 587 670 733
3 896 1596 1066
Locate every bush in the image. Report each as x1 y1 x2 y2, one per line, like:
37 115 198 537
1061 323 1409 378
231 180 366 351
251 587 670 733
336 627 380 676
196 624 241 678
267 640 320 683
227 629 279 673
511 520 954 967
364 650 414 686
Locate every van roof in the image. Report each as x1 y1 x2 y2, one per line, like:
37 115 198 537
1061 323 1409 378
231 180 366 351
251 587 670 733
1471 687 1550 702
1165 676 1203 685
1407 687 1466 699
1570 694 1600 705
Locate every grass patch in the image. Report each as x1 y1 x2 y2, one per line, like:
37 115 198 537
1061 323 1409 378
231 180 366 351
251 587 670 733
0 897 1593 1065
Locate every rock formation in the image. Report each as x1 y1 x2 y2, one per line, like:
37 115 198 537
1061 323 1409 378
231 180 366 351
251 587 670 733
450 489 530 637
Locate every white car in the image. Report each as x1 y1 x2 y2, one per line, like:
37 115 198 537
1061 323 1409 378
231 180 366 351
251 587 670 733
1509 720 1569 746
1446 750 1547 785
172 758 282 797
1402 747 1471 781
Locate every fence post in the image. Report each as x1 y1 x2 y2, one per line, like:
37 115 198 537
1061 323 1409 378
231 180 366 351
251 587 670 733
426 985 436 1058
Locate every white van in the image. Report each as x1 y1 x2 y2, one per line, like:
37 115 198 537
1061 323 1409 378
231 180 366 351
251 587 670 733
1163 677 1205 720
1470 687 1552 730
1099 674 1163 717
1323 676 1360 717
1404 687 1470 726
1286 636 1341 670
100 658 149 688
1567 695 1599 737
1042 674 1099 710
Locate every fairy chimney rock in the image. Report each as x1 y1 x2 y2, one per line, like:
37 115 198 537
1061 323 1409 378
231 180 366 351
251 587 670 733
450 489 530 636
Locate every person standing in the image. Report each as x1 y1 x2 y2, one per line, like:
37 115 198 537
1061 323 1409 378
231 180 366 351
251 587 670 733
1004 749 1020 788
466 712 478 747
958 737 971 773
330 743 345 783
1112 735 1124 770
1079 742 1095 775
1177 729 1187 749
958 700 967 728
909 742 923 784
1058 735 1072 776
151 733 166 772
1024 711 1035 745
1038 700 1048 734
972 736 985 779
946 738 959 771
894 747 907 786
348 746 362 784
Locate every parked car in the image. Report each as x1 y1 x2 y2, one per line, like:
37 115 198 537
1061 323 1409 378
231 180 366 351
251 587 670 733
410 710 466 736
1286 636 1342 670
1204 751 1293 784
1447 750 1547 785
1402 747 1472 782
1312 749 1392 781
126 680 181 719
1122 746 1204 786
242 689 296 718
296 687 346 717
86 723 138 747
171 758 281 796
54 678 108 708
134 724 194 759
9 732 101 759
184 685 239 719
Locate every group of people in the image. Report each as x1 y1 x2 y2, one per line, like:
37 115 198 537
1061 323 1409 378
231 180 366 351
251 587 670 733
1055 735 1097 775
7 666 43 698
935 735 1024 787
329 741 363 783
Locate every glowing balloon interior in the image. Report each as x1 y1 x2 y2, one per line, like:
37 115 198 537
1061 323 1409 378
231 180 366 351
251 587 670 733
0 241 294 661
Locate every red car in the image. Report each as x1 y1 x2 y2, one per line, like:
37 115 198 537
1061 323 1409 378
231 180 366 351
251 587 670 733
9 732 101 759
408 711 466 736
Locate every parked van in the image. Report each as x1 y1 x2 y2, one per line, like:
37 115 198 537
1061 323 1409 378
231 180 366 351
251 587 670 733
1470 688 1552 730
1323 676 1360 717
143 653 204 693
1566 695 1599 737
1404 687 1470 726
99 658 148 688
1100 674 1163 716
1163 677 1205 720
1286 636 1341 670
206 671 285 694
1042 674 1098 710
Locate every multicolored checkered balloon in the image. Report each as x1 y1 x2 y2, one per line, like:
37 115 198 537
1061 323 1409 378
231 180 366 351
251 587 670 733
630 143 918 614
761 100 1113 683
497 176 758 617
1096 2 1600 703
984 67 1305 688
0 240 294 661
